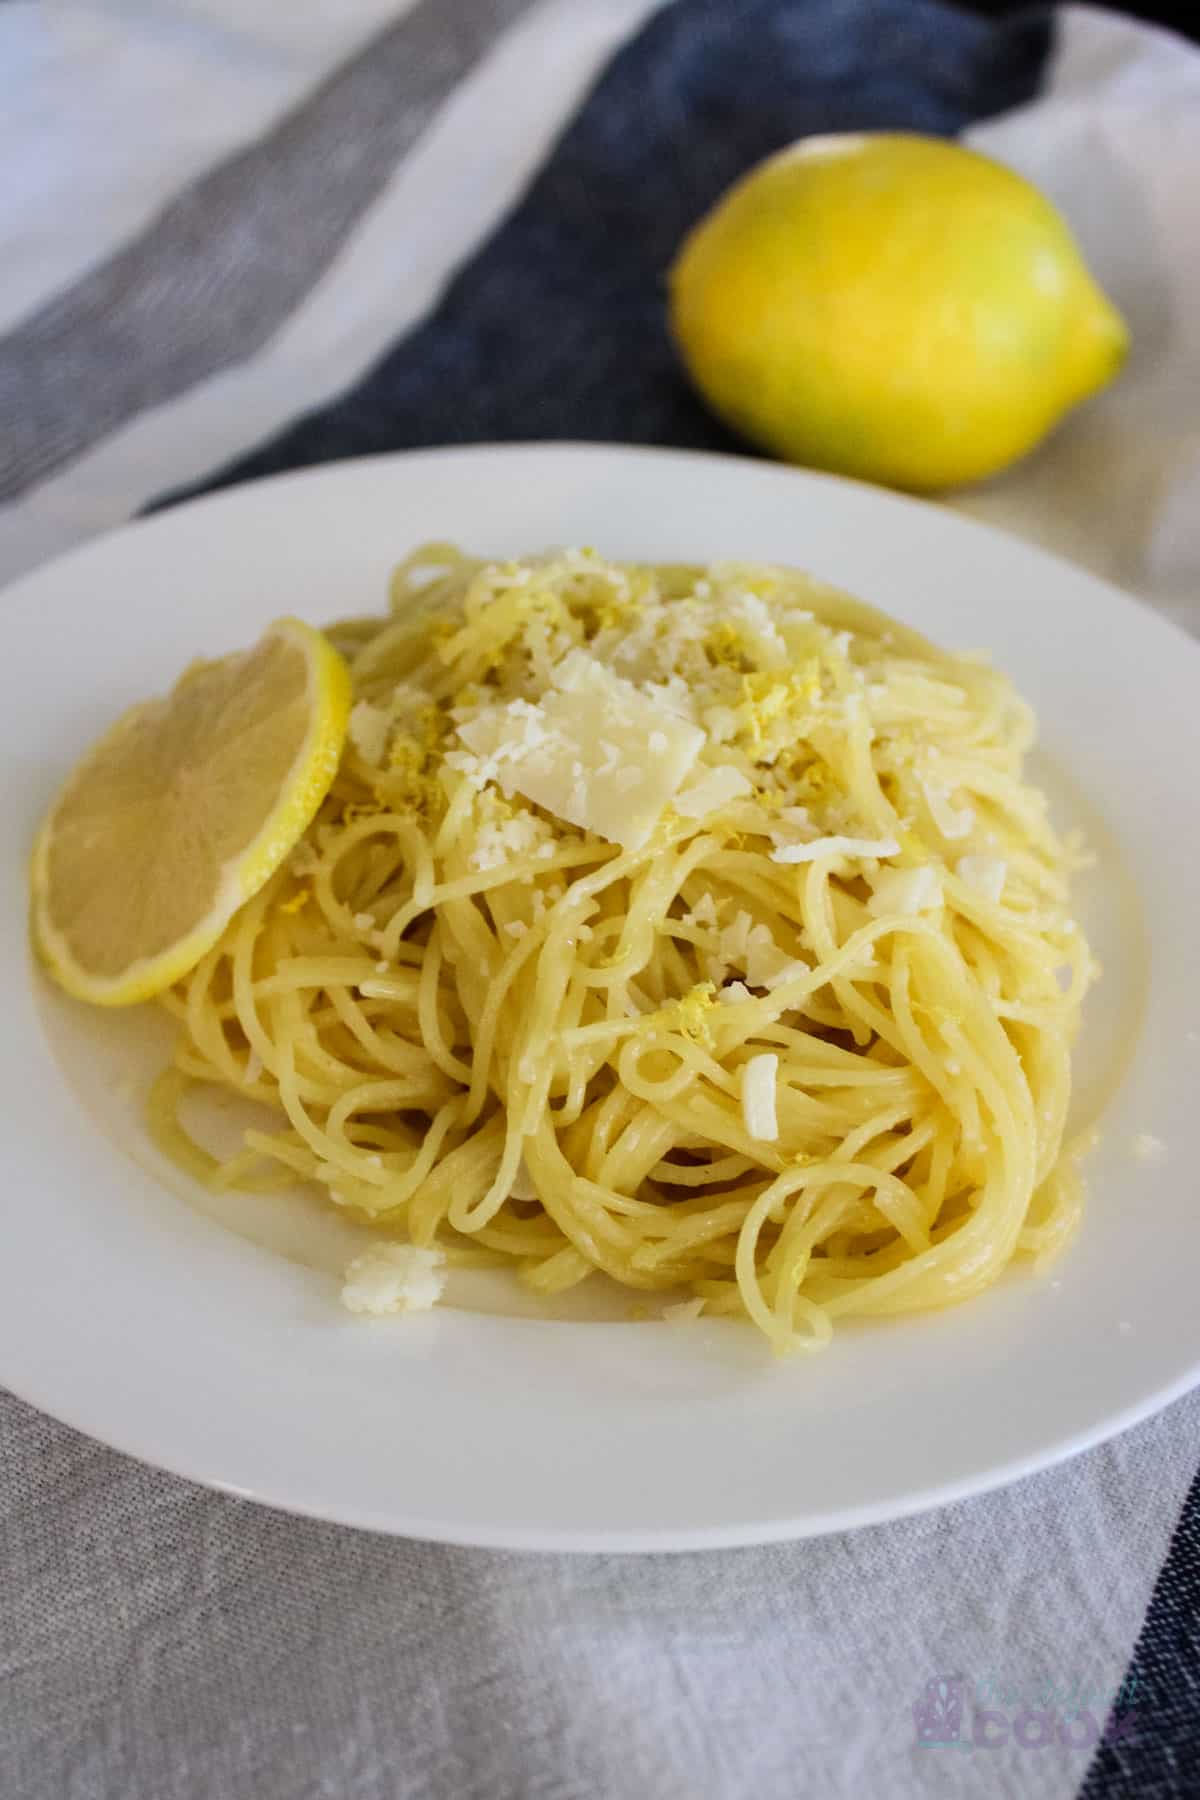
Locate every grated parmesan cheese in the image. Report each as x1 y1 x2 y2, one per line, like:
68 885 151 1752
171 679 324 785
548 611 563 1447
686 892 719 929
727 589 789 667
707 910 802 990
771 835 900 865
468 808 550 872
340 1244 446 1316
348 700 391 767
644 675 698 721
1132 1133 1168 1166
741 1052 780 1142
702 703 739 744
348 684 429 767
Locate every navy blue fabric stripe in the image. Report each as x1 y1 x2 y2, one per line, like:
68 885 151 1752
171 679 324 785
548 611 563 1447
1079 1469 1200 1798
158 0 1053 507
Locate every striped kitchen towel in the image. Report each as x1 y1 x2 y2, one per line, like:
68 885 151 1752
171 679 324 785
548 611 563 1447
2 3 1199 1797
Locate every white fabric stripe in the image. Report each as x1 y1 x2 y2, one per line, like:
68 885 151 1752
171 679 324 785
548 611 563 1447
962 5 1200 632
0 0 538 500
0 0 417 335
0 0 666 588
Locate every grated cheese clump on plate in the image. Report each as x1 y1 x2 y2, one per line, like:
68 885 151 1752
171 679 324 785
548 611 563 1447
341 1244 446 1316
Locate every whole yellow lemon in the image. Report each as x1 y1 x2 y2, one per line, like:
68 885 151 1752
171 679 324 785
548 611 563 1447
669 133 1129 491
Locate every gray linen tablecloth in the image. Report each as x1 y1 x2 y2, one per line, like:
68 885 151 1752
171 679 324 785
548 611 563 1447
3 3 1199 1795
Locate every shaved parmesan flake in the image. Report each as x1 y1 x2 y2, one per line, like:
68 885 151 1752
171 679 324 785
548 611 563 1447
770 835 900 865
675 764 753 818
341 1244 445 1317
742 1053 780 1142
662 1298 707 1324
956 854 1007 904
456 651 704 850
867 865 943 916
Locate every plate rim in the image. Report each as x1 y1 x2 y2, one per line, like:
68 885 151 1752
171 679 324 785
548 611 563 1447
6 437 1199 664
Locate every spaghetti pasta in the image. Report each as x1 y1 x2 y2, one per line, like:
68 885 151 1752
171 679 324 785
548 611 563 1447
151 546 1094 1352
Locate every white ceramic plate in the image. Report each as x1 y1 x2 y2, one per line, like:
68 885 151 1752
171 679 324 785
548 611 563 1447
3 444 1197 1552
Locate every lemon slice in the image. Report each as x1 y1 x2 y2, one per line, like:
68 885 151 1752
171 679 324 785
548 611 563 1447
31 617 352 1005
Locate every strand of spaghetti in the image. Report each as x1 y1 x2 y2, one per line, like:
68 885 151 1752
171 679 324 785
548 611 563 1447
416 919 473 1086
649 1151 755 1188
630 1197 767 1270
324 986 428 1077
522 1122 694 1285
462 910 549 1124
358 1099 465 1220
379 842 610 954
183 940 243 1084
